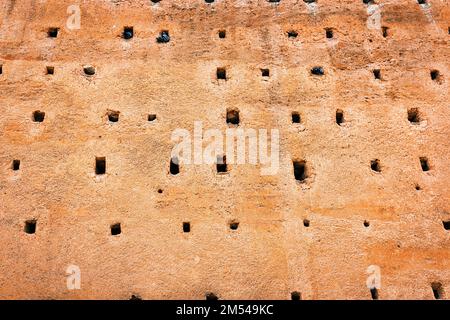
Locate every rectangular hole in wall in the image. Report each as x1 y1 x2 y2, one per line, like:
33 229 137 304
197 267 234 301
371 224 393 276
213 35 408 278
442 220 450 230
47 28 59 38
218 30 226 38
293 160 307 182
373 69 381 80
420 157 430 171
431 282 443 299
226 108 240 126
336 109 344 125
216 155 227 173
95 157 106 175
382 26 389 38
110 223 121 236
46 66 54 75
292 112 300 123
24 220 36 234
12 159 20 171
32 110 45 122
217 67 226 80
371 159 381 172
170 156 180 175
325 28 333 39
183 222 190 233
407 108 421 124
370 288 379 300
261 68 270 77
0 64 3 75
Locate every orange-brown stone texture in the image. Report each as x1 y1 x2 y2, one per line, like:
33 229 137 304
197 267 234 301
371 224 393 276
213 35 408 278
0 0 449 300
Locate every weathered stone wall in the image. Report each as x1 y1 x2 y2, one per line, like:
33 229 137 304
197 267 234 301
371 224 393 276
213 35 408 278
0 0 449 299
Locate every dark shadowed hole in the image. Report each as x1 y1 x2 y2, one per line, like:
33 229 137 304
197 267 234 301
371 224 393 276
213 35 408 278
370 288 379 300
415 184 421 191
420 157 430 172
84 66 95 76
261 69 270 77
205 0 215 3
373 69 381 80
205 292 218 300
33 110 45 122
218 30 226 38
293 160 307 182
12 160 20 171
0 65 2 74
430 70 440 81
148 114 157 122
382 26 389 38
417 0 427 4
96 157 106 175
130 295 142 300
151 0 161 3
363 0 375 4
111 223 121 236
287 30 298 38
268 0 281 3
123 26 134 40
326 28 333 39
157 189 163 194
48 28 59 38
230 222 239 230
108 111 120 123
311 66 324 76
216 155 227 173
291 291 301 300
226 108 239 126
407 108 421 124
292 112 301 123
24 220 36 234
156 30 170 43
336 109 344 125
304 0 316 3
431 282 443 299
170 157 180 175
364 220 370 227
371 159 381 172
303 219 310 227
46 66 54 75
183 222 190 233
442 221 450 230
217 67 227 80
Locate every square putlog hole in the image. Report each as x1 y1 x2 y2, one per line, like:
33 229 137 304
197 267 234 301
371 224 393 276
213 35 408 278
111 223 121 236
148 114 157 122
291 112 301 123
291 291 301 300
24 220 36 234
123 26 134 39
226 108 239 126
261 68 270 77
407 108 421 124
47 27 59 38
431 282 444 300
370 159 381 172
442 220 450 230
217 67 227 80
95 157 106 175
107 110 120 123
46 66 54 75
183 222 190 233
218 30 226 39
32 110 45 122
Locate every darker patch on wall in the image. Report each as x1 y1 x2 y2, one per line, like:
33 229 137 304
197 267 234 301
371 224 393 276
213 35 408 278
24 220 36 234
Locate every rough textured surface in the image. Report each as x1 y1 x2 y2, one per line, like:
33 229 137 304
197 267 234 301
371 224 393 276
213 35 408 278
0 0 449 300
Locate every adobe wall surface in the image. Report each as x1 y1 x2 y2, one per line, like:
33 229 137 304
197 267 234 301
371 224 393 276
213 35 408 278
0 0 449 299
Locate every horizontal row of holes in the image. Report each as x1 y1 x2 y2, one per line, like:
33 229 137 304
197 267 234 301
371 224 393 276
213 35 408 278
1 64 443 84
18 107 431 125
22 218 450 236
8 156 433 176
